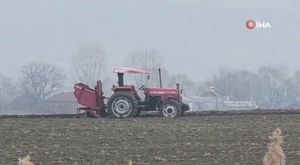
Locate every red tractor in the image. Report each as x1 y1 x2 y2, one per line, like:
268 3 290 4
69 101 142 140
74 67 189 118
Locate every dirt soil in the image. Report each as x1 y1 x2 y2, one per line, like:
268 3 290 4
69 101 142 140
0 113 300 165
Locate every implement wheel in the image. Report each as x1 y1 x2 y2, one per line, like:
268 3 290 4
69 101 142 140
159 100 182 118
107 92 138 118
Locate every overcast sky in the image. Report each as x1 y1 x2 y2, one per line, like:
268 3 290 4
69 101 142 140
0 0 299 81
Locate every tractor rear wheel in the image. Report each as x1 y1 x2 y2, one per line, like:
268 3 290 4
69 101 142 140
107 92 138 118
159 100 182 118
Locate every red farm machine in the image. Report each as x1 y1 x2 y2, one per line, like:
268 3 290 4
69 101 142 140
73 67 189 118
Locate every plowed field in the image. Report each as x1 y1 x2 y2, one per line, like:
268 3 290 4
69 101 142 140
0 112 300 165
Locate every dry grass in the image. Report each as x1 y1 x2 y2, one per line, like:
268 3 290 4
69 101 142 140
263 128 286 165
128 159 132 165
18 155 34 165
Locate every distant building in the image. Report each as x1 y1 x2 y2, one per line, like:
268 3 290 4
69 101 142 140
45 92 79 114
222 100 258 110
184 87 258 111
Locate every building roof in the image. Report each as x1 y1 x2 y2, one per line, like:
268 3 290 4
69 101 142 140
47 92 77 102
201 90 221 97
201 86 222 97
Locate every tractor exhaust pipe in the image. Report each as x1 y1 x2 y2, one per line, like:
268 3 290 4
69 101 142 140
158 68 162 88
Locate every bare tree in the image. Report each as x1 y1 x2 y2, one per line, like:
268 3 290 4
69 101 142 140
208 66 297 108
166 74 205 96
20 62 66 101
286 71 300 107
0 75 18 111
211 69 260 101
124 48 163 87
71 45 105 87
258 66 289 108
124 48 204 95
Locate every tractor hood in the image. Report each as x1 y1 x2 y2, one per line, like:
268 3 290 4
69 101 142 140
144 87 179 96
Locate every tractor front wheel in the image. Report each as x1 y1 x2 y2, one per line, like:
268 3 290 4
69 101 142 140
107 92 138 118
159 100 182 118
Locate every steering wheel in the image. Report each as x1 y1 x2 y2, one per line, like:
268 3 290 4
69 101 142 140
138 85 145 90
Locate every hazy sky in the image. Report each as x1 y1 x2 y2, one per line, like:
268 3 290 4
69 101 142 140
0 0 299 81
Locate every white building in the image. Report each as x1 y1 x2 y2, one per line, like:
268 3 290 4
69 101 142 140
183 87 258 111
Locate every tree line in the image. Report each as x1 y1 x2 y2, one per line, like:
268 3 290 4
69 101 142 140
0 44 299 112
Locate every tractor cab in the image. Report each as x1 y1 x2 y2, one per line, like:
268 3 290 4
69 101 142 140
112 67 178 95
112 67 149 98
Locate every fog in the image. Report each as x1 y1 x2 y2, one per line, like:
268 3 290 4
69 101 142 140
0 0 300 114
0 0 299 80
